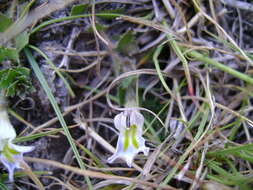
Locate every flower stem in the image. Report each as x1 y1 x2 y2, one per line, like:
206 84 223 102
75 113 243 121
0 90 7 112
124 83 138 108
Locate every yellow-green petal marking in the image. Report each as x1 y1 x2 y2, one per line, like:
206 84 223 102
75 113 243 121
131 125 139 149
124 129 130 151
3 143 19 162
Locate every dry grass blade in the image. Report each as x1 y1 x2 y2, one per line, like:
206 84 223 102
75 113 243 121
0 0 81 45
192 0 253 66
45 49 108 57
25 157 178 190
182 96 253 127
119 15 177 37
45 176 80 190
29 88 107 135
21 162 45 190
92 179 132 190
220 0 253 11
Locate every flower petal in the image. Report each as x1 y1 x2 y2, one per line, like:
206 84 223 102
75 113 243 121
107 134 124 164
0 141 34 181
0 154 20 181
114 112 127 132
9 143 35 153
125 152 134 167
108 111 149 167
130 111 144 133
0 111 16 151
135 136 149 156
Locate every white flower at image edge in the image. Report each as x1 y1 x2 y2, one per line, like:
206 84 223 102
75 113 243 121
108 110 149 167
0 108 34 181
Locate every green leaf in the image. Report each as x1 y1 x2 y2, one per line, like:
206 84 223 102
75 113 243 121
0 13 12 32
207 160 252 188
70 4 88 16
0 31 28 62
97 8 124 20
86 23 107 33
207 143 253 157
0 182 9 190
116 30 138 55
15 31 29 52
0 47 19 63
0 67 33 98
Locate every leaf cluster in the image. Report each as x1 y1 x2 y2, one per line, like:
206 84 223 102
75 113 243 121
0 67 33 98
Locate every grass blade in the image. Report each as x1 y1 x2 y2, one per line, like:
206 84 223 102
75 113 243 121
24 48 92 189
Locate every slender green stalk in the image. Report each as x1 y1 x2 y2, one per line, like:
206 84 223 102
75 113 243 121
29 45 75 98
165 30 194 95
14 128 63 143
24 48 92 189
186 50 253 84
31 13 121 34
153 45 173 96
207 143 253 156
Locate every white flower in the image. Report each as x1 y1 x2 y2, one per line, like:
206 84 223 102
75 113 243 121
0 140 34 181
0 109 16 150
108 110 149 167
0 104 34 181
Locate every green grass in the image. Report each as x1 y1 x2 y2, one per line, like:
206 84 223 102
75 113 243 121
24 48 93 189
